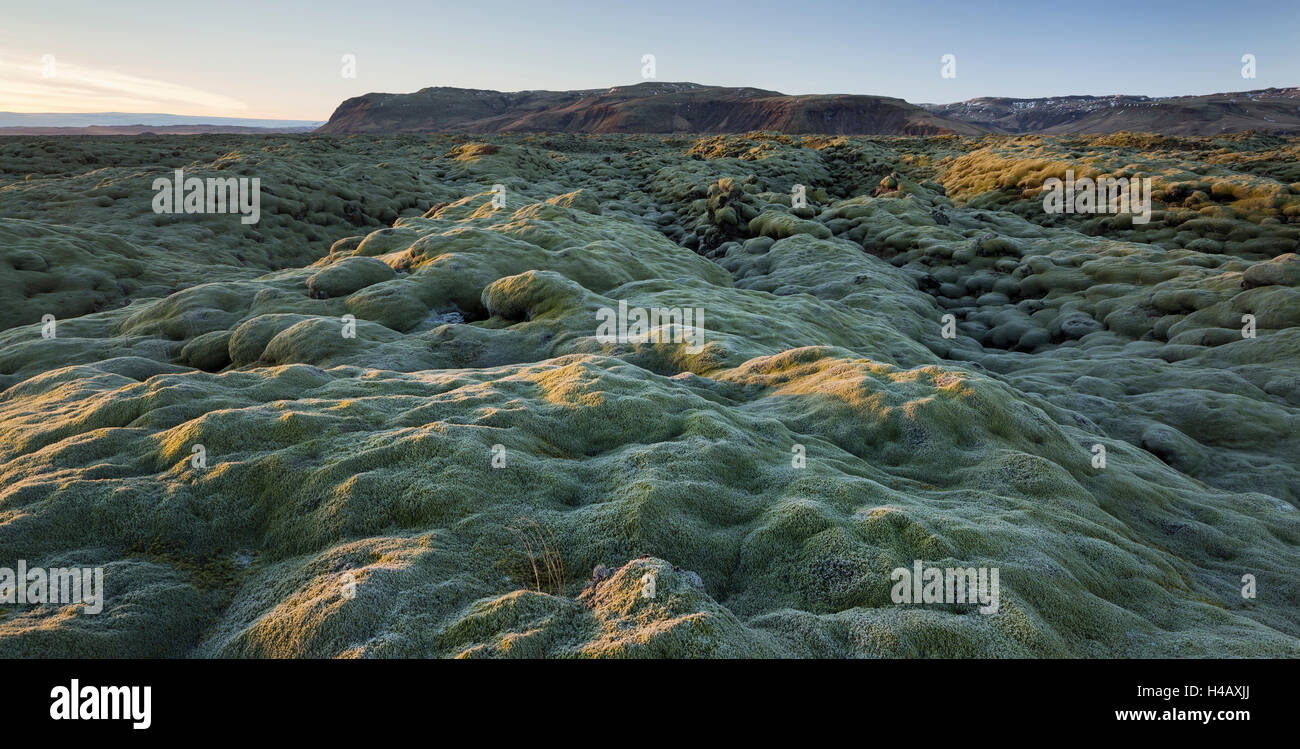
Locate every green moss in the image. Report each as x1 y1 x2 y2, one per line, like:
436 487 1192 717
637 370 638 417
0 132 1297 658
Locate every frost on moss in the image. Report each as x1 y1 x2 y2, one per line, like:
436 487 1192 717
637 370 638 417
0 132 1297 658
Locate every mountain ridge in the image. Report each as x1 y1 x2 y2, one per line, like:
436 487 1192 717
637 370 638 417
921 87 1300 135
319 83 1300 136
316 81 985 135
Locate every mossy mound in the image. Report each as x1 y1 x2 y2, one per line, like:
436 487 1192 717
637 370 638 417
0 132 1296 658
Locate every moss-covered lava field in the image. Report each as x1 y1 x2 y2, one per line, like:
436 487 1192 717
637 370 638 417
0 131 1297 657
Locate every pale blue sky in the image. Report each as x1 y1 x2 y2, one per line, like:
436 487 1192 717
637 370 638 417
1 0 1296 119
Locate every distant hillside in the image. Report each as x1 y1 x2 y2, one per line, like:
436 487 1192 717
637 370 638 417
922 88 1300 135
0 124 319 136
316 82 986 135
0 112 324 135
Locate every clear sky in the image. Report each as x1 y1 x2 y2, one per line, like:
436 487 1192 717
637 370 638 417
1 0 1296 120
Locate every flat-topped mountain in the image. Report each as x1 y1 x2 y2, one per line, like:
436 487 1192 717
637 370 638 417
316 82 985 135
320 83 1300 137
922 87 1300 135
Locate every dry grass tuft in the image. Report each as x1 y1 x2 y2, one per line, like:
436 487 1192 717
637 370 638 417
504 517 566 596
